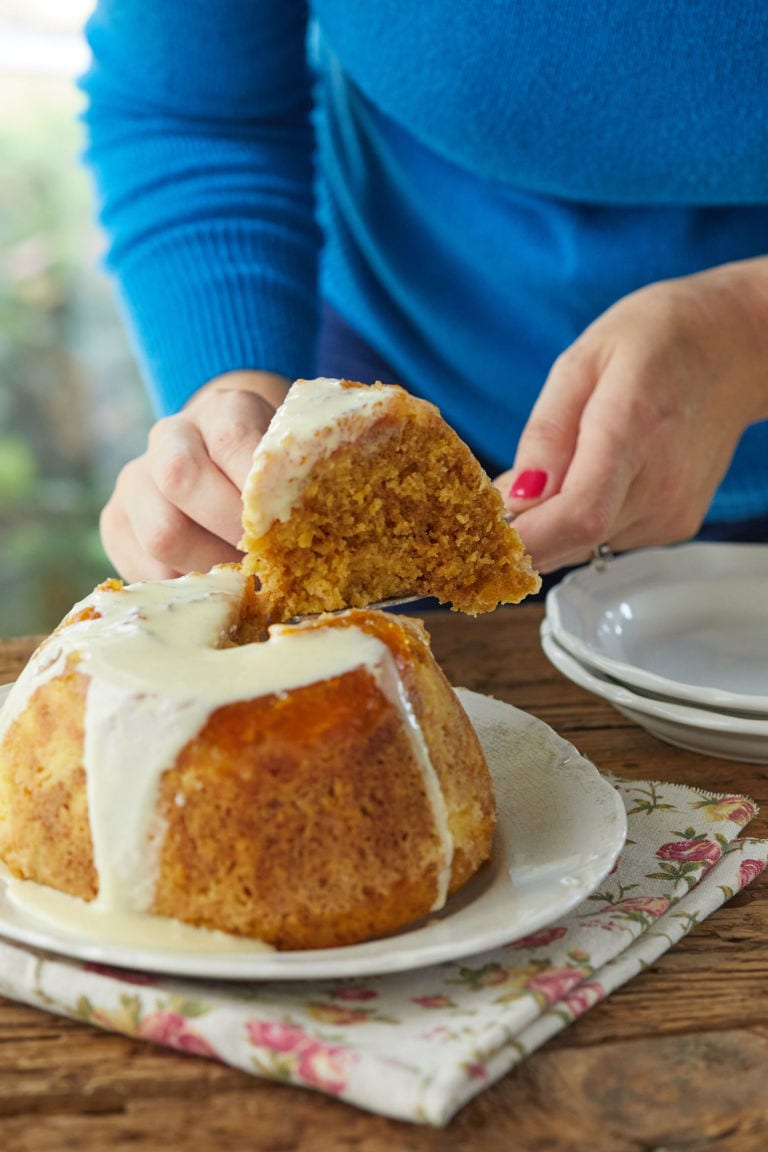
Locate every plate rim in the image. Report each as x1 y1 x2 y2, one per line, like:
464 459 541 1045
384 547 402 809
549 619 768 717
546 542 768 713
541 623 768 736
0 683 626 980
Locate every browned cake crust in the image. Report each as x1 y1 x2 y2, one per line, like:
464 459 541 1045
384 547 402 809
154 613 494 948
0 666 98 900
0 603 494 950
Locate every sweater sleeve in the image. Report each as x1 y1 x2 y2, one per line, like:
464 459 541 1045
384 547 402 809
79 0 320 414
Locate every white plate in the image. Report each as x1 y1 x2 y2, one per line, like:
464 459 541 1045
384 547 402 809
0 684 626 980
541 623 768 763
546 543 768 714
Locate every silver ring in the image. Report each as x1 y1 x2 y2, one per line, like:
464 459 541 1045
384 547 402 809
590 542 614 571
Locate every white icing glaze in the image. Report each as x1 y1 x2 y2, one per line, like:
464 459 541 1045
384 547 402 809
372 657 454 910
3 869 271 953
240 377 391 538
0 564 455 944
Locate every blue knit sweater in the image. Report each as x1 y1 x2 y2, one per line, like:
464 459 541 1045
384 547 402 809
80 1 768 523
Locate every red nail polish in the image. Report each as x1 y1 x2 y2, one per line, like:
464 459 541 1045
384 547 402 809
509 469 547 500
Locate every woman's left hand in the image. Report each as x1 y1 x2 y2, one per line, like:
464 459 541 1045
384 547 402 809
496 258 768 573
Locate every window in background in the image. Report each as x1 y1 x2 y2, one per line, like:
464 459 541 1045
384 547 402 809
0 1 151 637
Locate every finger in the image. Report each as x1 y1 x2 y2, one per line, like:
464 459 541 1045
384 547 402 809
149 420 245 549
511 416 638 573
197 388 276 490
496 343 599 513
100 498 180 584
607 490 706 555
131 475 243 575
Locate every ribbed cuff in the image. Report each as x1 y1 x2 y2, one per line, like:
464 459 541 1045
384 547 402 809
112 221 320 415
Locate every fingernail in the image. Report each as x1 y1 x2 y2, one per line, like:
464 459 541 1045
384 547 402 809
508 469 547 500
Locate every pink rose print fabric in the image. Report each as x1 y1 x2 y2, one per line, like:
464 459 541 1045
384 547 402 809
0 771 764 1127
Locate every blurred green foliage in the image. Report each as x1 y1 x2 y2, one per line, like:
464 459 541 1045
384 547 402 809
0 75 151 638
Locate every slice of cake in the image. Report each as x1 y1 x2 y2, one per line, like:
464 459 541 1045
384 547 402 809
240 378 540 620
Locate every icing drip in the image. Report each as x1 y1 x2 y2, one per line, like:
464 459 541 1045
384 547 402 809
372 658 454 911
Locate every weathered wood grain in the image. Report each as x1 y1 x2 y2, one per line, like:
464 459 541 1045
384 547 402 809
1 607 767 1152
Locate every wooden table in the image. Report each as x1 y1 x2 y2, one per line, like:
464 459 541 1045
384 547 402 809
1 604 767 1152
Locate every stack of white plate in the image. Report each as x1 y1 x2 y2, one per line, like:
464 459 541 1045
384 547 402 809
542 542 768 762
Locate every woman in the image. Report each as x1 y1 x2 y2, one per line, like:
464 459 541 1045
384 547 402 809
80 2 768 582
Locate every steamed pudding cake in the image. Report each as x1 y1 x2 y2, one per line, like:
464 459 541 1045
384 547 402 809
0 377 540 950
0 570 495 949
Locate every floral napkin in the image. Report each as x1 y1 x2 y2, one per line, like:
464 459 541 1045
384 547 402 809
0 700 765 1125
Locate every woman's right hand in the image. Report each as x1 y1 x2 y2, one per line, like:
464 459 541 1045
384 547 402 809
100 371 290 582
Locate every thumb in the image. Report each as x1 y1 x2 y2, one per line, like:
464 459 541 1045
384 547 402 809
494 346 598 513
